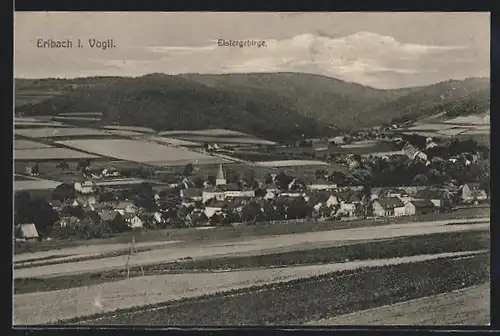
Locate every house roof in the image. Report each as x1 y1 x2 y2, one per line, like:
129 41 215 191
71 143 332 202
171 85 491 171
205 200 228 208
123 213 137 220
116 201 135 209
408 199 435 209
18 223 39 239
207 183 241 192
375 197 405 209
181 188 203 198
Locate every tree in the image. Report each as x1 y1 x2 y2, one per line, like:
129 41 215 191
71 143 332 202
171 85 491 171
108 213 128 233
264 173 273 185
61 204 85 220
183 163 194 177
207 175 216 186
413 173 429 186
243 170 256 188
254 188 267 198
57 161 70 170
77 159 91 171
99 191 116 202
241 201 262 223
193 176 205 188
132 182 157 211
14 191 32 223
52 183 75 202
32 163 40 175
275 172 294 190
17 198 59 237
225 168 240 184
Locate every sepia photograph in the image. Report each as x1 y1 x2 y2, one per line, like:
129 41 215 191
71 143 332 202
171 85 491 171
13 12 490 326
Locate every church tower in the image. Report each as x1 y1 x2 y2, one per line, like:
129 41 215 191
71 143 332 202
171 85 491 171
216 164 227 186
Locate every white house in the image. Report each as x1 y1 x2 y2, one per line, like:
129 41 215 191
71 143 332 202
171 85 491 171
307 179 337 191
124 214 143 229
74 180 96 194
325 195 339 207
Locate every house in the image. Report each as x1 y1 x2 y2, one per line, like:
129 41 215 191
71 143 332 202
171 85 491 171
307 178 337 191
204 200 227 218
288 178 306 191
90 202 114 212
202 185 255 203
57 216 80 228
180 188 203 201
186 210 208 227
15 223 39 242
461 183 488 204
414 189 453 211
124 214 143 229
338 202 362 218
115 201 138 215
74 180 96 194
372 197 405 217
325 195 340 207
405 200 436 216
75 195 97 208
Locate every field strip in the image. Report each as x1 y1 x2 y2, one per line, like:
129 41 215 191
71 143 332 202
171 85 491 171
13 250 486 325
13 220 489 279
13 241 182 263
306 283 490 326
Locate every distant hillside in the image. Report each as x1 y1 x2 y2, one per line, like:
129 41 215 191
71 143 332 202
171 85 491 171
15 74 332 142
181 73 490 127
15 73 489 140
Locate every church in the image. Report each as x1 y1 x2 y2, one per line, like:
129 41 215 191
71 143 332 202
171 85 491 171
201 164 256 203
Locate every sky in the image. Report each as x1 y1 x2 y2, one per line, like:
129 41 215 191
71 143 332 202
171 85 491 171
14 12 490 89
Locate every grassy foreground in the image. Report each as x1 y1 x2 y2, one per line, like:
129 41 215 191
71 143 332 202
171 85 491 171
15 229 489 294
63 253 489 325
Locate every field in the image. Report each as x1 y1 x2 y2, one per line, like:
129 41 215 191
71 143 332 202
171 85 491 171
12 206 489 326
103 125 156 133
309 283 489 325
13 218 489 279
227 150 292 162
56 139 233 166
255 160 329 167
13 251 488 325
158 129 276 146
148 136 203 148
14 139 53 149
15 127 111 138
14 148 100 160
14 178 62 191
443 114 490 125
14 229 489 294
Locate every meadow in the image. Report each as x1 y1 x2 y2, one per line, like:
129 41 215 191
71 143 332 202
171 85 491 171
14 178 62 191
14 139 54 149
14 148 100 160
158 129 276 146
56 139 233 166
15 127 111 138
255 160 330 167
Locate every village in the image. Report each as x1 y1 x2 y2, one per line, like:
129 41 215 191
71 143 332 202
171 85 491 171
14 134 489 242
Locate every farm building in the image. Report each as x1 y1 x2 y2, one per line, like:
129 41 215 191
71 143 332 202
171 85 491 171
307 178 337 191
372 197 405 217
414 189 453 211
74 180 96 194
405 200 436 216
124 214 144 229
115 201 138 215
15 223 39 242
204 200 227 218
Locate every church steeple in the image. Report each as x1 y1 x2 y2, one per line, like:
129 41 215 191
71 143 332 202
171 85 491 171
216 164 226 186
